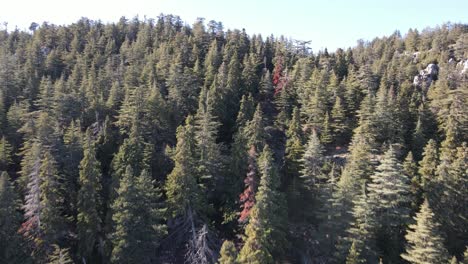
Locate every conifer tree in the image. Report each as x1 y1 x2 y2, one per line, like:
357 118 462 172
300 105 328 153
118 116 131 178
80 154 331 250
434 142 468 256
300 129 324 188
344 185 377 263
284 107 306 221
110 118 145 196
284 107 304 181
367 146 411 262
346 241 363 264
62 120 83 219
0 136 13 172
0 171 28 263
47 245 74 264
238 145 287 263
244 105 267 151
321 112 333 145
194 88 223 197
331 96 348 144
165 116 204 217
219 240 238 264
401 200 449 264
403 152 422 211
21 145 65 260
418 139 438 192
226 94 256 223
77 129 102 262
411 116 427 161
111 167 166 264
38 149 65 254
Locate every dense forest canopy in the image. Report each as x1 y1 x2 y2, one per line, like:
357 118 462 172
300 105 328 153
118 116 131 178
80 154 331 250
0 15 467 264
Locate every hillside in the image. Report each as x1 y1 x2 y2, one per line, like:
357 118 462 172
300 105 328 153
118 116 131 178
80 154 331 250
0 16 466 263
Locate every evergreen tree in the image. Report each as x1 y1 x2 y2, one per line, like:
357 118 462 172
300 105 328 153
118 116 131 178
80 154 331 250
21 145 65 261
0 171 28 263
244 105 267 151
367 146 411 263
344 185 378 263
194 88 223 198
111 167 166 264
284 107 306 221
47 245 74 264
77 129 102 262
321 112 333 145
346 241 363 264
226 94 255 224
238 146 288 263
403 152 422 211
300 129 324 188
110 118 145 196
62 120 83 220
401 200 449 264
219 240 238 264
331 96 348 144
434 142 468 256
165 116 204 217
418 139 438 193
0 136 13 172
411 116 427 161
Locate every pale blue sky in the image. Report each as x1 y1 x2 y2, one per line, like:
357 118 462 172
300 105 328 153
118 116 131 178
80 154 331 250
1 0 466 52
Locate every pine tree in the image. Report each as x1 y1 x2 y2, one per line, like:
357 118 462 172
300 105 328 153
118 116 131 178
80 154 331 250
300 129 324 188
401 200 449 264
38 149 65 254
244 105 267 151
321 112 333 145
194 88 223 198
235 94 255 130
226 94 255 224
344 185 378 263
435 142 468 256
238 145 287 263
21 144 65 260
111 167 167 264
219 240 238 264
331 130 374 262
0 171 28 263
0 136 13 172
77 129 102 262
62 120 83 221
346 241 363 264
368 146 411 263
47 245 73 264
165 116 204 217
418 139 438 192
331 96 348 144
411 116 427 161
284 107 306 221
284 107 304 181
403 152 422 211
110 118 145 196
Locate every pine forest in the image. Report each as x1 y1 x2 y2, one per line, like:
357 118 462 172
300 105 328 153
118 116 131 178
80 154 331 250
0 16 467 264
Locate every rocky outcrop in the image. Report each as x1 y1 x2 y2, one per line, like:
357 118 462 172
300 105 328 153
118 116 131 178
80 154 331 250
458 59 468 74
413 63 439 88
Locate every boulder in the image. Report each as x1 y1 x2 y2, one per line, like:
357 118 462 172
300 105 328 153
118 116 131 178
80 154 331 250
425 63 439 77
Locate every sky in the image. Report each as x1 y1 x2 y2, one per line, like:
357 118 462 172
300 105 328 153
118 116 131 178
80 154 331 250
1 0 466 52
